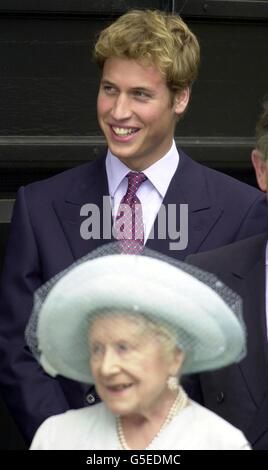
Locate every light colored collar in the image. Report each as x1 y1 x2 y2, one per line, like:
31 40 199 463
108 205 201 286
106 152 130 198
105 140 179 198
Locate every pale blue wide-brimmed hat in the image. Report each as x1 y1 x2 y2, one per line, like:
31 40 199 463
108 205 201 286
26 245 246 384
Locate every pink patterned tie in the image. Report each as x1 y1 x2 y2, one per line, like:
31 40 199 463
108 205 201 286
114 171 147 254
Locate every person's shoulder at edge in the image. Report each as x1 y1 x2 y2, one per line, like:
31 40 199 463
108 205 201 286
20 154 107 200
186 231 268 269
178 147 263 201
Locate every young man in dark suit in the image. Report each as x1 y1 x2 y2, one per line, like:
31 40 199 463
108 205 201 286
0 10 268 445
186 99 268 450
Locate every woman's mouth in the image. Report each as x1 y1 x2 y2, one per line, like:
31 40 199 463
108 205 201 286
107 383 133 393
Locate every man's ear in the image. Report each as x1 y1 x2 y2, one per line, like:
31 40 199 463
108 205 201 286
251 149 268 192
174 87 190 115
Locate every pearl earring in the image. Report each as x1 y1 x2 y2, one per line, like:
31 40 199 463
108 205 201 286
167 376 178 391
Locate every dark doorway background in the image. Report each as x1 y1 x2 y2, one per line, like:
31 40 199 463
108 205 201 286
0 0 267 449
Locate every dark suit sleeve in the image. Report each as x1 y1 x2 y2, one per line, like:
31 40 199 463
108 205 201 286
0 187 70 444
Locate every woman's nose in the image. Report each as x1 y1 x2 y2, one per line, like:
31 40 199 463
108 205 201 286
100 349 121 376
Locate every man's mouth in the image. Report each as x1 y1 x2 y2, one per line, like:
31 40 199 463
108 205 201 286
111 126 140 136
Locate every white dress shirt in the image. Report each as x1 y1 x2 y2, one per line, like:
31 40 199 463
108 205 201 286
105 140 179 243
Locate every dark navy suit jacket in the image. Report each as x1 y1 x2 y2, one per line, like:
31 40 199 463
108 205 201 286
1 149 268 443
186 232 268 450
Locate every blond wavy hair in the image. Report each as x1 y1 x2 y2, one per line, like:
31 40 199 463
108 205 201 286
94 9 200 95
256 99 268 161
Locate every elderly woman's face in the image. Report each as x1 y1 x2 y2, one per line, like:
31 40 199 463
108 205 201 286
89 314 182 416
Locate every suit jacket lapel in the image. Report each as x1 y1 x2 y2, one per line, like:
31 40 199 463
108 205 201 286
53 149 224 261
146 149 223 259
52 149 223 262
53 156 114 260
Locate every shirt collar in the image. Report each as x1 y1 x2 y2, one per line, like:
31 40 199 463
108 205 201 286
105 140 179 198
105 151 130 198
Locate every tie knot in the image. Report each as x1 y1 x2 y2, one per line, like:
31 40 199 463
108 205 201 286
126 171 147 196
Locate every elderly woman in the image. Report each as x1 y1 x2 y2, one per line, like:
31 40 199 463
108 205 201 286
27 249 251 450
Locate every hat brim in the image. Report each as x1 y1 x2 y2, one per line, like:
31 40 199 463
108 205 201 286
37 254 245 383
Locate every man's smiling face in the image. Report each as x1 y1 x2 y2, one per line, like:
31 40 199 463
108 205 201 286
97 57 189 171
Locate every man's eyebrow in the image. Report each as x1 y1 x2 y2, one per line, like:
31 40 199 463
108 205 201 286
100 79 155 94
131 87 155 94
100 79 117 86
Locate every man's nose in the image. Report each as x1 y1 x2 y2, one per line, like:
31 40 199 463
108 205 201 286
111 94 132 120
100 349 121 376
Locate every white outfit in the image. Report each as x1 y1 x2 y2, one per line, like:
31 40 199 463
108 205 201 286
30 400 251 450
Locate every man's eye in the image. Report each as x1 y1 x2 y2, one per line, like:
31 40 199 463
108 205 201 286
134 91 150 99
103 85 116 94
